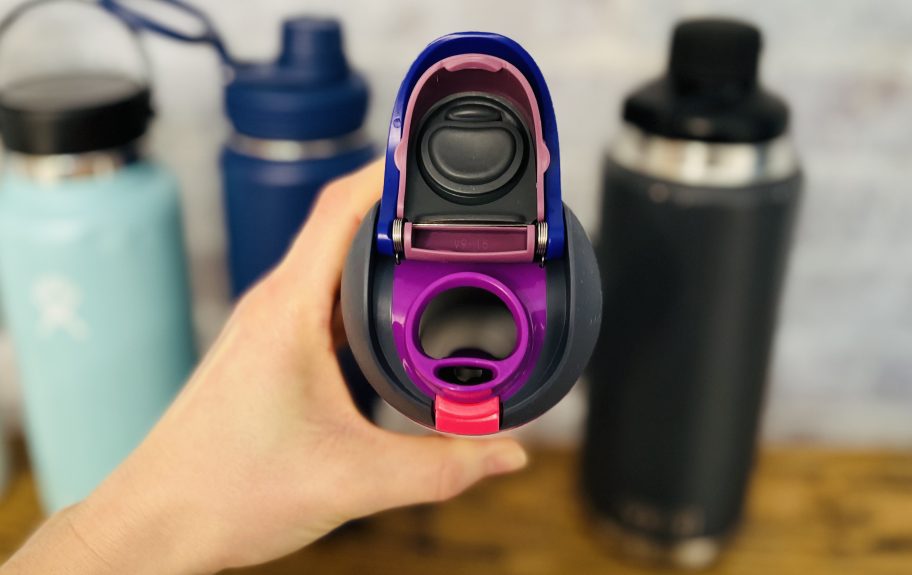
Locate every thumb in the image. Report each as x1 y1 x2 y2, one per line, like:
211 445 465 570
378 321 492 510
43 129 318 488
353 431 528 514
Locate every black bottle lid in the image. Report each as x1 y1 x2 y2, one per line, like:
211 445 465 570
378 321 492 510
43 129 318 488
623 18 789 143
0 71 152 155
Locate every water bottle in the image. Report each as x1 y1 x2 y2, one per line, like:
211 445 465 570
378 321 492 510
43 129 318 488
102 1 377 415
583 19 802 567
342 32 602 434
0 0 196 512
222 18 374 295
100 2 374 293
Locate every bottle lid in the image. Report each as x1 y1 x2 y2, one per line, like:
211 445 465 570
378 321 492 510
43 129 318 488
225 17 368 141
0 71 152 155
623 18 788 143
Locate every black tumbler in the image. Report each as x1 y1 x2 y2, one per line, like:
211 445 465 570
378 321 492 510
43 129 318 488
582 18 802 568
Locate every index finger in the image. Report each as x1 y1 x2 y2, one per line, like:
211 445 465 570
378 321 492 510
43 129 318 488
278 158 385 307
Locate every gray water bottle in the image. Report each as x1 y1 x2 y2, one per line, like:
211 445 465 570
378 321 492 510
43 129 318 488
583 18 802 568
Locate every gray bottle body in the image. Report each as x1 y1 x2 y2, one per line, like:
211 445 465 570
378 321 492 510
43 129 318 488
583 124 802 566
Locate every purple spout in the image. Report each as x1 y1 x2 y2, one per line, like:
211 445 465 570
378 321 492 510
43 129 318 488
391 261 546 402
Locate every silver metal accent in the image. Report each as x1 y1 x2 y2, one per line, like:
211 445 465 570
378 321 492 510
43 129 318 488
229 129 370 162
391 218 405 263
535 221 548 264
612 123 800 187
593 518 724 570
2 144 141 184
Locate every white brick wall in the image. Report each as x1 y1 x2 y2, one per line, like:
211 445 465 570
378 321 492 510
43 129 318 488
1 0 910 445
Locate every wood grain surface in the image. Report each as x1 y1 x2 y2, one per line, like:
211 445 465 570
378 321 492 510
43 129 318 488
1 440 911 574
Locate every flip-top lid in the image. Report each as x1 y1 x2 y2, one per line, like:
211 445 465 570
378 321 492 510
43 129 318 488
376 32 564 261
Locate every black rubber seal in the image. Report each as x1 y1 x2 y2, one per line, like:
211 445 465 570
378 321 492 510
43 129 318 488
416 92 530 206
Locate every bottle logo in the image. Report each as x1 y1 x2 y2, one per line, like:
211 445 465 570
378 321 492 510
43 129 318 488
31 275 89 341
617 498 706 537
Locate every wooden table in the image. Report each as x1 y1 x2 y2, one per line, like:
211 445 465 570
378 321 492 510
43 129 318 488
2 440 911 574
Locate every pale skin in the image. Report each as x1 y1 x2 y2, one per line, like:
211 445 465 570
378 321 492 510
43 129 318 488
0 160 528 574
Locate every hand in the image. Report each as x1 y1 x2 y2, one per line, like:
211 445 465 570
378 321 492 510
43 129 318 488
2 160 528 575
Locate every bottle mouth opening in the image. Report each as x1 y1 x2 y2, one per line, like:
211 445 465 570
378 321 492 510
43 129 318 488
418 286 518 361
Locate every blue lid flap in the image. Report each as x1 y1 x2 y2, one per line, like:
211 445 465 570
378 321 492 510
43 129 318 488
376 32 564 260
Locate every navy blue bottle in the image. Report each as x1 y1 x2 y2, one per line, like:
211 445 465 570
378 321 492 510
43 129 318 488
222 18 374 294
100 3 374 290
102 3 377 414
220 19 375 416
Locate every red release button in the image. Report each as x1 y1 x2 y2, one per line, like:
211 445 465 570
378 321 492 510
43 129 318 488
434 395 500 435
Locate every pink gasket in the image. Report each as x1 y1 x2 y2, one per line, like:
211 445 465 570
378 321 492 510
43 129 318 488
394 53 550 222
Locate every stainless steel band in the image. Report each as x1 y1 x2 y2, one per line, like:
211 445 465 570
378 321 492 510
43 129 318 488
611 123 799 187
228 129 369 162
2 144 140 183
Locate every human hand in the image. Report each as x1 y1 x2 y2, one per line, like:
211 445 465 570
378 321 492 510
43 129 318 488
2 160 527 575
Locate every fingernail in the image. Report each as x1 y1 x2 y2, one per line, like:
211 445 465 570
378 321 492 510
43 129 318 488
484 445 528 475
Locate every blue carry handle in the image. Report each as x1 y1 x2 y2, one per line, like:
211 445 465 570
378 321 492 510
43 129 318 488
100 0 233 66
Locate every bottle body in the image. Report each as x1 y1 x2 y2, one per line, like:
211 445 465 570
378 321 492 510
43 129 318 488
222 139 377 417
222 139 374 295
583 146 801 565
0 161 196 512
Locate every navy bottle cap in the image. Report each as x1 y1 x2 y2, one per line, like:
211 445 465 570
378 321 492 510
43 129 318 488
225 17 368 141
0 72 151 155
623 18 788 143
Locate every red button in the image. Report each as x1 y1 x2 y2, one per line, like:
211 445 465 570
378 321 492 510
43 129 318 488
434 395 500 435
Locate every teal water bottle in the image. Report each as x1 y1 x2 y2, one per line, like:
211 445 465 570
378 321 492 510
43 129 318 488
0 0 196 512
